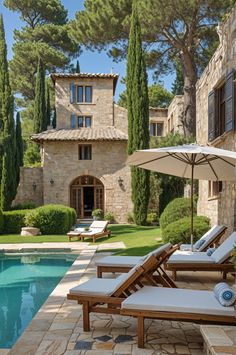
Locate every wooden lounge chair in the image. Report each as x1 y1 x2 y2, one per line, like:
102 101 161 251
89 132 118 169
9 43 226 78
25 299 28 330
67 220 110 242
179 225 227 252
67 243 177 332
96 243 179 278
165 231 236 280
120 285 236 348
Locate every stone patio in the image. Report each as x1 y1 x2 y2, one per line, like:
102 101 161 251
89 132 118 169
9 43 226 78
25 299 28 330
2 244 235 355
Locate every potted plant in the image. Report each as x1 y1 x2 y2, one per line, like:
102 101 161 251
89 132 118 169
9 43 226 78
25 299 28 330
92 209 103 221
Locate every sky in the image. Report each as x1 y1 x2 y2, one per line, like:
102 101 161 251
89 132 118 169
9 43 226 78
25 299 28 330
0 0 174 101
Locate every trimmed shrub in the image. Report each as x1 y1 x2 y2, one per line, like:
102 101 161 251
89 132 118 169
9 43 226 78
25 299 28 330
25 204 76 235
127 212 134 224
104 211 115 223
159 197 197 230
3 210 31 234
11 202 37 210
162 215 210 245
146 212 158 225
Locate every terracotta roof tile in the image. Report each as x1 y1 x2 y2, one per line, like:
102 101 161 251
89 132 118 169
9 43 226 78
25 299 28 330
32 127 128 142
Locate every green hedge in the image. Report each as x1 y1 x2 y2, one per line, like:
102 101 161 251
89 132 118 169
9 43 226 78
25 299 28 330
159 197 197 230
3 210 31 234
0 209 3 234
24 204 76 235
162 215 210 245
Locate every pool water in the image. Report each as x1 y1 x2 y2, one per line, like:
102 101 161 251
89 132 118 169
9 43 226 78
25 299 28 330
0 253 77 348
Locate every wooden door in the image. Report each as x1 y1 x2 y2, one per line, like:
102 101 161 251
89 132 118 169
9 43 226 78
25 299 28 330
94 186 104 210
71 187 83 218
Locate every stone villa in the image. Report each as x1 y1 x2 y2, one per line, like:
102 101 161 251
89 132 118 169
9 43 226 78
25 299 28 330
197 5 236 236
14 71 184 222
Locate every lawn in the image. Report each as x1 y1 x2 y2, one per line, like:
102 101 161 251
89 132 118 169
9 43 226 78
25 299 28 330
0 224 162 256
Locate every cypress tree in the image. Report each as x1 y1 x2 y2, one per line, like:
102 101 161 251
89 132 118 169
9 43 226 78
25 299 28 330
45 81 51 127
34 58 46 133
75 60 80 73
0 15 16 210
127 4 150 225
15 111 23 185
52 109 56 129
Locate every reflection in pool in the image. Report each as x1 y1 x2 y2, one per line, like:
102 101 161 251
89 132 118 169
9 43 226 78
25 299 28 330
0 253 77 348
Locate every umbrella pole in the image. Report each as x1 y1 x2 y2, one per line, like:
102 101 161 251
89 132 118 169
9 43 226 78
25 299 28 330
190 164 194 252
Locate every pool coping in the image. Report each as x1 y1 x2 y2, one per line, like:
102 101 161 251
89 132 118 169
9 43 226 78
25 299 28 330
0 244 97 354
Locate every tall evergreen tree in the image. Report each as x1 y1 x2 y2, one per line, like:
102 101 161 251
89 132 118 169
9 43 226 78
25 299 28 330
75 60 80 73
34 58 46 133
0 14 16 210
45 81 51 127
127 5 150 225
52 109 56 129
15 111 23 185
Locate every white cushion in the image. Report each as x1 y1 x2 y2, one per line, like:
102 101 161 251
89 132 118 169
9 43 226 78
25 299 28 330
95 256 142 268
69 276 124 296
89 221 108 229
211 232 236 263
81 228 103 235
168 250 214 264
180 225 225 252
121 286 235 317
95 243 171 269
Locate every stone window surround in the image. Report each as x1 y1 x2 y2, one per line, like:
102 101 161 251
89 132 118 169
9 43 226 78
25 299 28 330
77 85 93 103
150 121 164 137
70 83 94 105
207 180 222 201
70 114 93 129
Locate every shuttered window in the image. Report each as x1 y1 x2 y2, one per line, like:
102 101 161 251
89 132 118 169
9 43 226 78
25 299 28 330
70 114 76 129
208 70 235 142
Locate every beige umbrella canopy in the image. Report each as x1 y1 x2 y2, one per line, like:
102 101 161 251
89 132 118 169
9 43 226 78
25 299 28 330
127 144 236 250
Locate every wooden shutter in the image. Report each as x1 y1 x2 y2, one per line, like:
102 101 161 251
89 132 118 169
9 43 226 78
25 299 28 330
70 83 76 104
225 71 235 132
208 91 216 141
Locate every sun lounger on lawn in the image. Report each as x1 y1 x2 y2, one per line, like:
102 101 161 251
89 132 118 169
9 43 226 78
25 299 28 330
166 232 236 280
96 243 178 278
67 243 177 332
180 225 227 251
120 286 236 348
67 220 110 242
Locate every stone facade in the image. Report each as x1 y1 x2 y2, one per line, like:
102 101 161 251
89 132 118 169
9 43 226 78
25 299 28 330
166 95 184 135
13 167 43 207
15 72 184 223
196 6 236 235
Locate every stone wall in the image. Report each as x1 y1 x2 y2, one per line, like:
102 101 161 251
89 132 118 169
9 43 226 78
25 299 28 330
55 77 114 129
114 104 128 134
167 96 184 135
196 5 236 235
13 167 43 207
42 140 132 223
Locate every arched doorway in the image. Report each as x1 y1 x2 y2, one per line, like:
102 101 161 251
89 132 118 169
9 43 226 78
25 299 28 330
70 175 104 218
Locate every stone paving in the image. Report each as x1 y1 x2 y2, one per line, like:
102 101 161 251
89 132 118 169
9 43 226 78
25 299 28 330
3 245 236 355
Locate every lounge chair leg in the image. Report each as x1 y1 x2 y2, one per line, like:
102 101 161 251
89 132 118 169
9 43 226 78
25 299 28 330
97 267 102 278
137 316 144 348
172 270 177 281
83 301 90 331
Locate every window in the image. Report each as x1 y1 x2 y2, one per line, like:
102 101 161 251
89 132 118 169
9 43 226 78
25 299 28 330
85 86 92 103
208 71 235 141
208 181 222 199
70 115 92 129
70 83 93 103
77 86 83 103
150 122 164 136
79 145 92 160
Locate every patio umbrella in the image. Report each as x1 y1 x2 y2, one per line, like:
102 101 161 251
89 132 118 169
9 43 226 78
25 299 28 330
127 144 236 250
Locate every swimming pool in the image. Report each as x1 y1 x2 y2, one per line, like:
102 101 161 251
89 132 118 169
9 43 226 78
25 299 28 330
0 253 78 348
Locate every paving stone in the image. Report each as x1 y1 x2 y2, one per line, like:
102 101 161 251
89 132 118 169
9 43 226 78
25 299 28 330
35 340 67 355
95 342 114 350
175 345 191 354
74 341 93 350
161 344 175 353
115 335 134 343
95 335 112 342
